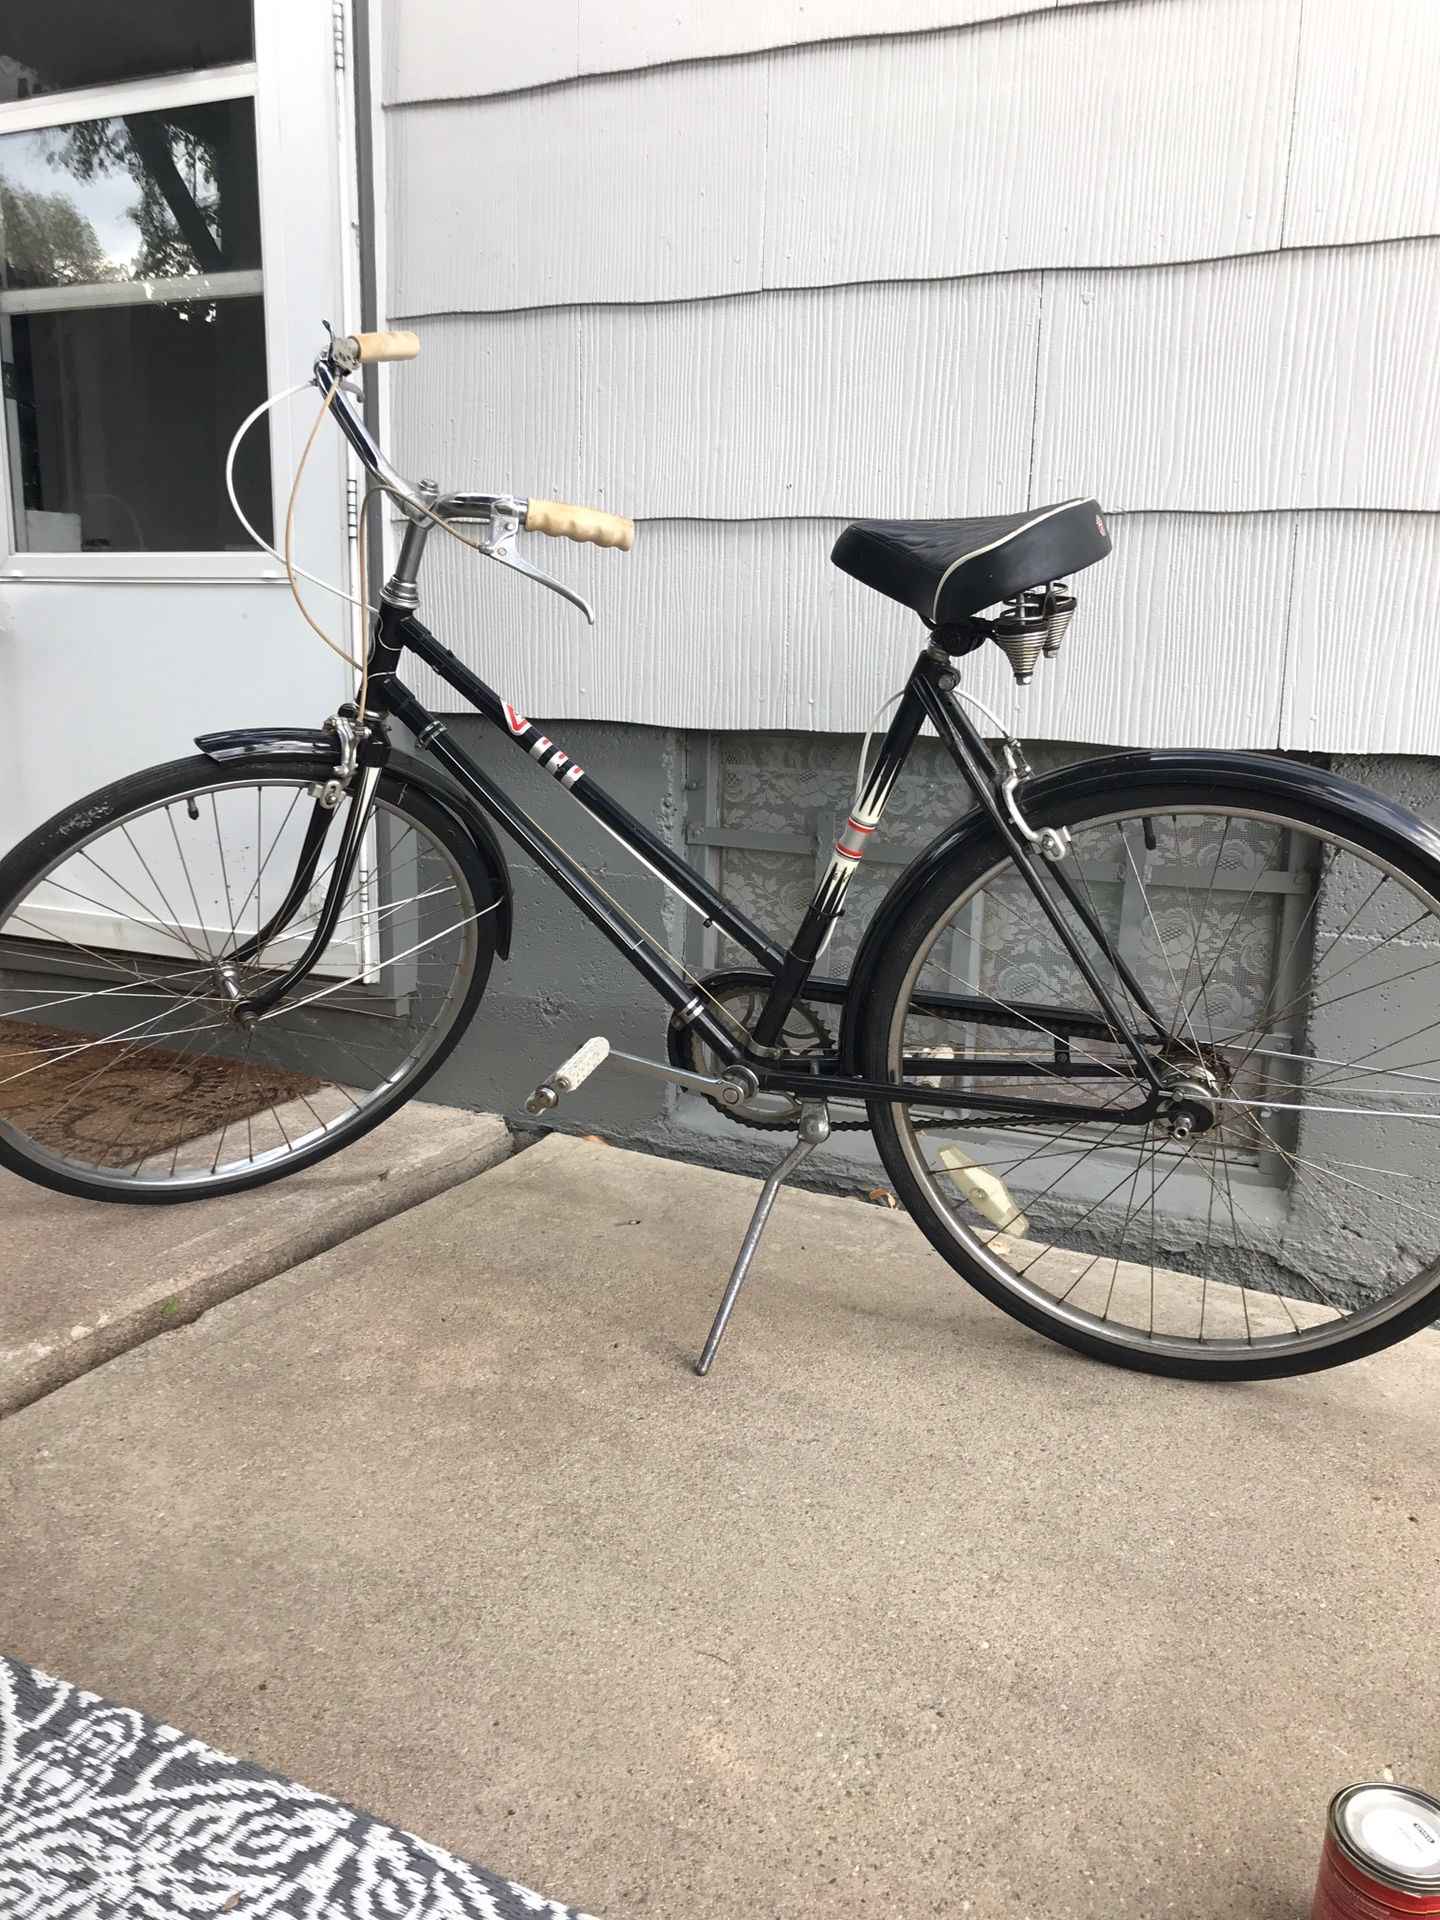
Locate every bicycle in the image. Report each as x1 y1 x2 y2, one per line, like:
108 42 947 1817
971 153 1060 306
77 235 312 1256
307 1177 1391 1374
4 325 1440 1383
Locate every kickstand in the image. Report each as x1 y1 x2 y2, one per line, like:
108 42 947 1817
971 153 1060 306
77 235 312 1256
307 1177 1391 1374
694 1101 831 1376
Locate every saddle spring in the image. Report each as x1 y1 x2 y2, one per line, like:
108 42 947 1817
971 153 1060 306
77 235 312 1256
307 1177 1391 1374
991 583 1077 684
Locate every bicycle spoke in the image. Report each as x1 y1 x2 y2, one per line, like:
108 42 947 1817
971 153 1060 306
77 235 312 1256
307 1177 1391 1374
0 776 480 1193
888 797 1440 1368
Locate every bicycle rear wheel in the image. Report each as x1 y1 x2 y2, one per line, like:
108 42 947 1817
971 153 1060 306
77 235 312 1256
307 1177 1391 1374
858 763 1440 1378
0 754 496 1202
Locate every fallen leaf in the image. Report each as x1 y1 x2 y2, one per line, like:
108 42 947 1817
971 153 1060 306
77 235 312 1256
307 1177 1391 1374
867 1188 898 1209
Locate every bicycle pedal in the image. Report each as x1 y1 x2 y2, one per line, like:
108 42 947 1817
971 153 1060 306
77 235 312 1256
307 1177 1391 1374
524 1036 612 1115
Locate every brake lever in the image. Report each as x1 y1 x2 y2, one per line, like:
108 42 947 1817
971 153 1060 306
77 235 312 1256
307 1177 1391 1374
485 517 595 625
433 494 595 624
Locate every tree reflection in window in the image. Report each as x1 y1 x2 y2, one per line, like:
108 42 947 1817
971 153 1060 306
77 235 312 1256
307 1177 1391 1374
0 100 260 292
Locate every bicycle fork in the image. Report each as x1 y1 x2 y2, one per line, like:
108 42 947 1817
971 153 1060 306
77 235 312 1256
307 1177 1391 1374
229 721 388 1024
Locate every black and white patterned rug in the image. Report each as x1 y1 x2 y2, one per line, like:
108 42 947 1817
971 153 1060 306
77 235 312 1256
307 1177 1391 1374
0 1655 599 1919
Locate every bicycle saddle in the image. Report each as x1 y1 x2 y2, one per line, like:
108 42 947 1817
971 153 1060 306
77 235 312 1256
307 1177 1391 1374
831 496 1111 625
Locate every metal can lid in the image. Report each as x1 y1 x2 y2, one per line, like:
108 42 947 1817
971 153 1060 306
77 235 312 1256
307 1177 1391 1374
1332 1785 1440 1892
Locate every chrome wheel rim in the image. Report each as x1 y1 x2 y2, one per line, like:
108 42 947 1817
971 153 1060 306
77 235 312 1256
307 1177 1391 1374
887 805 1440 1361
0 775 481 1193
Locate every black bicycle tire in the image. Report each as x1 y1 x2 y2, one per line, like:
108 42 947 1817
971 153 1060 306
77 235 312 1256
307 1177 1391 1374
0 753 497 1204
856 763 1440 1380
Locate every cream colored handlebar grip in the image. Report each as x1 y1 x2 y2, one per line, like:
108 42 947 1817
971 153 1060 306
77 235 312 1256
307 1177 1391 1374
346 330 420 365
524 498 635 550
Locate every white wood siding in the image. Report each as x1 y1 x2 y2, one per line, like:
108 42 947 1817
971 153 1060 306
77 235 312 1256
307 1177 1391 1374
385 0 1087 106
398 280 1042 519
381 0 1440 754
407 512 1312 747
1032 243 1440 512
1286 515 1440 755
398 246 1439 520
391 0 1318 315
1285 0 1440 248
761 0 1298 287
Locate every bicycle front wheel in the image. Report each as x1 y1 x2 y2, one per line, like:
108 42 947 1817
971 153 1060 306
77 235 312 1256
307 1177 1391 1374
0 754 496 1202
859 762 1440 1379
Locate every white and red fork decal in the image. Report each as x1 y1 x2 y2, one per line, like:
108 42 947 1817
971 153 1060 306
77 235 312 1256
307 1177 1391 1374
503 702 584 790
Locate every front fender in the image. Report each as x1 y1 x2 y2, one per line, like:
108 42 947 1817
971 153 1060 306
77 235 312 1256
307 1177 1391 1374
195 726 514 958
838 747 1440 1070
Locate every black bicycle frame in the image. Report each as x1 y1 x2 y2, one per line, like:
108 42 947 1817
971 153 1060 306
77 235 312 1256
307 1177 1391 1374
330 597 1164 1128
266 355 1164 1124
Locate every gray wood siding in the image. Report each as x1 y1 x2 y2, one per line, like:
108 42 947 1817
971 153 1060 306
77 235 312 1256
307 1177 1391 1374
380 0 1440 753
396 246 1438 518
385 0 1086 105
405 512 1438 755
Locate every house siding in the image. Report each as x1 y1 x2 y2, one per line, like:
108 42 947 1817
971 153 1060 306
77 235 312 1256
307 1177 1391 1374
379 0 1440 754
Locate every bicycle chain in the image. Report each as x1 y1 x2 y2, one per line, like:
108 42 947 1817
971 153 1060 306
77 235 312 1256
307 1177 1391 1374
671 987 1050 1136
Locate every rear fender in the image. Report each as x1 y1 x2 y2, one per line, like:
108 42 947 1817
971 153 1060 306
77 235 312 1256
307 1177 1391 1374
195 727 514 957
838 747 1440 1069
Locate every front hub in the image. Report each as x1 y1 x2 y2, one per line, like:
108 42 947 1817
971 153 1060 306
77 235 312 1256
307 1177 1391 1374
215 961 259 1031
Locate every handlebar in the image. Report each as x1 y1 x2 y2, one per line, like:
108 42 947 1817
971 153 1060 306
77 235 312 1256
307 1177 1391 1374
321 329 633 547
314 326 633 620
333 329 420 368
525 498 635 550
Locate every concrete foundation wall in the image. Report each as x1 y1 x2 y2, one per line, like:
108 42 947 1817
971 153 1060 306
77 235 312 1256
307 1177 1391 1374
422 714 940 1192
422 718 1440 1290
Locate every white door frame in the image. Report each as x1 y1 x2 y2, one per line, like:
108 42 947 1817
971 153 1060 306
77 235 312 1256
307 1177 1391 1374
0 3 364 877
0 1 360 597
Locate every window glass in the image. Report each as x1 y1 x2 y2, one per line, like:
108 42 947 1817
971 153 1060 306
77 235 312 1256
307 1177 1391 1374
0 101 261 288
9 299 271 553
0 6 253 102
0 99 271 552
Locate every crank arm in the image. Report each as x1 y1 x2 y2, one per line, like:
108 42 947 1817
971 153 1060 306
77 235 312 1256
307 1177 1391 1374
610 1049 754 1104
524 1045 758 1114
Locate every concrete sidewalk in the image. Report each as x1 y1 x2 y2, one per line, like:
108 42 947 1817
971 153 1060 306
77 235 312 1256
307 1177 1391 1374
0 1101 511 1414
2 1131 1437 1918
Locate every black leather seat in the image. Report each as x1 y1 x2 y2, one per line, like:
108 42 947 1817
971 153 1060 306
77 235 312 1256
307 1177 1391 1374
831 497 1111 626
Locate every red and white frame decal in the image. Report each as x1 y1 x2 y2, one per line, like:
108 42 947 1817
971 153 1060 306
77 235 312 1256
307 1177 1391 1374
500 700 584 788
833 814 876 861
809 745 904 920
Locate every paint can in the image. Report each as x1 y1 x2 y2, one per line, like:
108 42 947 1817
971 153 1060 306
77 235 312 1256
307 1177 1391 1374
1311 1784 1440 1917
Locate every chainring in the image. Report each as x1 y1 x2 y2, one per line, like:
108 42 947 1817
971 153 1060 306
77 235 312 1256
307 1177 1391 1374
667 970 872 1132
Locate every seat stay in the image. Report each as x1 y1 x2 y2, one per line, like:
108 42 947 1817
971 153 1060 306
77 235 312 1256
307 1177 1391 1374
915 675 1167 1097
